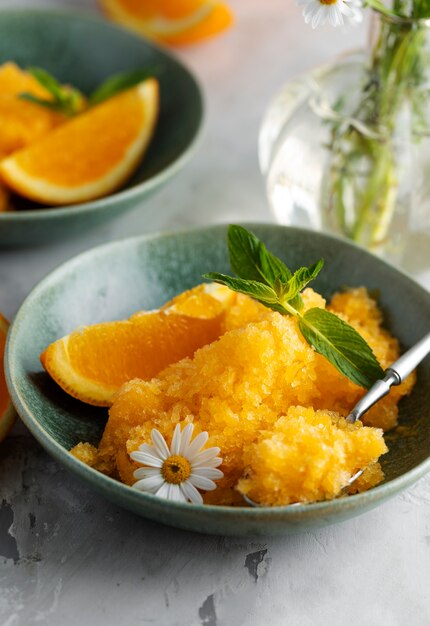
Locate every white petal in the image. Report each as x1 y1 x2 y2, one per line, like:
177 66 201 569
133 475 164 493
136 443 159 456
133 467 162 480
130 450 163 468
340 2 354 14
312 6 325 28
170 423 182 455
179 423 194 455
191 447 221 466
189 474 217 491
303 4 317 23
151 429 170 460
166 483 175 501
191 467 224 480
181 481 203 504
330 6 341 27
154 482 170 499
340 1 362 23
169 484 187 503
185 431 209 460
194 457 223 469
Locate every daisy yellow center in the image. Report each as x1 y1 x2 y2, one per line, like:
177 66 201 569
320 0 338 4
161 455 192 484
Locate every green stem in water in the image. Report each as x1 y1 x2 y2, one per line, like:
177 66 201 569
327 11 430 249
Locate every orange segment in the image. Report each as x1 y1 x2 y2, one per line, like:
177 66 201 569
0 61 54 98
0 78 159 205
164 283 235 317
0 62 66 157
0 314 16 443
40 283 236 407
101 0 206 20
100 0 233 46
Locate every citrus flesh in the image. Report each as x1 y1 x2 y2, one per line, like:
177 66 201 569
0 314 16 443
0 61 54 97
100 0 233 45
0 62 66 157
40 284 254 408
0 78 159 205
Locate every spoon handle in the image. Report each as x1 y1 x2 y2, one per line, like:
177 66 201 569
388 331 430 383
346 331 430 424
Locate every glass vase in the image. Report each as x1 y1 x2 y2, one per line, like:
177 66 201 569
260 10 430 265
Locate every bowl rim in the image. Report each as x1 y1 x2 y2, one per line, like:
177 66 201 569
0 7 204 222
6 222 430 520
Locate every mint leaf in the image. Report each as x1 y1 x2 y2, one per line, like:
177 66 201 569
19 93 63 111
205 225 385 389
228 225 292 285
278 259 324 306
89 69 157 106
21 67 84 116
289 260 324 296
203 272 288 314
299 308 384 389
27 67 65 100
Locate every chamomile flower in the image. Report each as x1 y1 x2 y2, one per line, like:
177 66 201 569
297 0 363 29
130 424 223 504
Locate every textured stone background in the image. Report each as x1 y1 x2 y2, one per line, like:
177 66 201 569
1 1 430 625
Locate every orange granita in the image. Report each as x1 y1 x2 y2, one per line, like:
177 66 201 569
70 442 113 474
70 286 415 506
236 406 387 506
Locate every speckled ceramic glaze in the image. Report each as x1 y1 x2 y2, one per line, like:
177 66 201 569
6 225 430 535
0 9 203 247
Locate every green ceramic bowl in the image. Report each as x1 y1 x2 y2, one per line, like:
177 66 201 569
6 225 430 535
0 9 203 247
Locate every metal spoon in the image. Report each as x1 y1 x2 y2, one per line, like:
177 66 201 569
245 331 430 507
346 331 430 423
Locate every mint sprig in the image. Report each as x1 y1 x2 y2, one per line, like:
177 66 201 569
19 67 158 116
20 67 84 116
89 68 157 106
204 225 384 389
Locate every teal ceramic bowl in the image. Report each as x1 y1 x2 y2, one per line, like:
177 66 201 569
0 9 203 247
6 225 430 535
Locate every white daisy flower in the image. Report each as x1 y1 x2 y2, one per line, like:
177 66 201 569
297 0 363 29
130 424 223 505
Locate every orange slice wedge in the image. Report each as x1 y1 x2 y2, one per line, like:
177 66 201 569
40 284 235 407
0 314 16 443
100 0 233 46
0 78 159 205
0 62 67 157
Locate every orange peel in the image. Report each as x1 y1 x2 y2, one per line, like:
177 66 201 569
40 284 236 407
99 0 233 46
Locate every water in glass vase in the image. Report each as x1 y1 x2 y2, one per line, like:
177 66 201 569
260 11 430 267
